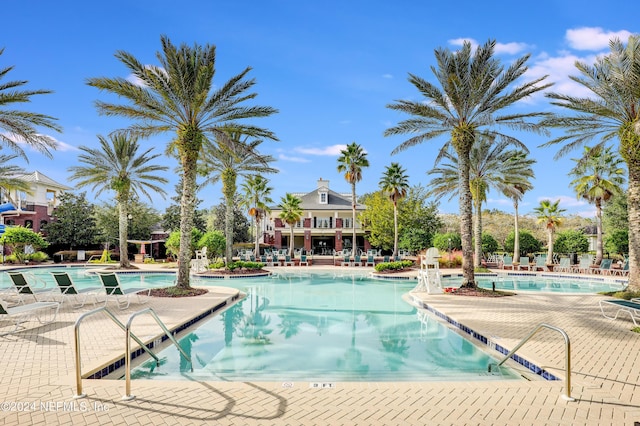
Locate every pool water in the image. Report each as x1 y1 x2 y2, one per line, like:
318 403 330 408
129 273 520 382
443 274 627 293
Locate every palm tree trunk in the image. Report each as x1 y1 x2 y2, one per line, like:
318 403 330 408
289 225 294 257
118 199 130 268
393 201 398 258
628 166 640 290
513 201 520 264
351 182 357 254
547 228 554 262
595 199 603 265
222 169 237 266
458 148 475 288
474 197 482 268
254 216 261 256
176 140 201 289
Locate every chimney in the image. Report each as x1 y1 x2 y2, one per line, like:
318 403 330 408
317 178 329 189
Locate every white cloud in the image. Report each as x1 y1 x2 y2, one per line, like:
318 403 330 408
574 208 597 218
536 195 586 208
449 38 478 50
338 120 351 125
495 42 530 55
295 144 347 156
278 153 310 163
566 27 632 51
1 133 79 153
525 51 599 102
486 198 511 206
382 74 393 79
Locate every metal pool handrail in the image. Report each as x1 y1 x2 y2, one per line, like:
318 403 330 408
489 322 574 401
73 306 160 399
123 307 192 401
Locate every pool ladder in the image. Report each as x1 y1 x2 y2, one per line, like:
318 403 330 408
73 306 192 401
488 323 574 401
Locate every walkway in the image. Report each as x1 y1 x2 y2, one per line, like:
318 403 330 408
1 264 639 425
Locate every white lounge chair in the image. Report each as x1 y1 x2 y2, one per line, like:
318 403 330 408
0 298 60 336
51 272 101 308
6 271 55 304
517 256 531 271
599 298 640 326
555 257 571 273
96 272 150 309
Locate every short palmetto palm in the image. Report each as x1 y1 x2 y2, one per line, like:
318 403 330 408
337 142 369 253
427 136 535 267
542 35 640 288
0 154 30 204
569 146 626 264
200 132 277 264
384 39 551 287
533 199 566 263
68 133 168 268
278 193 303 257
240 175 274 256
379 162 409 258
0 48 60 159
87 36 278 288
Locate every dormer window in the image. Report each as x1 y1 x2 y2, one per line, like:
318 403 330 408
319 191 327 204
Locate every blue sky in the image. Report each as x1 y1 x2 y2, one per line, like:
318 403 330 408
2 1 636 218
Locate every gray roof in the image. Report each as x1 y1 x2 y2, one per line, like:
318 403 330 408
271 188 364 211
13 171 72 190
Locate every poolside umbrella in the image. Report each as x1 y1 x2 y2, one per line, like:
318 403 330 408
140 243 146 255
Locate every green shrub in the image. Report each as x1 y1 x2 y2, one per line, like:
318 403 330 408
438 251 463 268
374 260 414 272
26 251 49 262
554 229 589 253
432 233 461 251
209 260 225 269
227 261 264 271
504 230 541 256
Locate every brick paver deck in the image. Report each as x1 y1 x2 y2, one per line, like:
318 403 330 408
1 265 639 425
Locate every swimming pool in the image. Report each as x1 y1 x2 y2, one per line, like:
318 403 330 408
441 273 627 294
128 273 521 382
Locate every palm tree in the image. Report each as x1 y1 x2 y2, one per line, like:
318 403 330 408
337 142 369 253
278 193 303 257
505 179 534 264
200 132 277 265
0 154 30 204
68 133 168 268
427 137 536 267
569 145 626 264
379 163 409 258
87 36 278 288
533 199 566 263
0 48 61 159
542 35 640 289
240 175 274 256
384 39 551 287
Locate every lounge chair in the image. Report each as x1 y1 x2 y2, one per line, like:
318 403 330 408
50 272 101 308
342 255 352 267
365 254 375 267
594 259 613 275
6 271 55 304
383 255 390 263
572 255 593 274
299 254 309 266
599 298 640 326
353 255 362 266
612 259 629 276
555 257 571 273
517 256 531 271
96 272 151 309
0 298 60 336
501 256 514 270
532 255 547 271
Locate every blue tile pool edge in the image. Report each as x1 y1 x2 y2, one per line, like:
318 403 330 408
410 295 561 382
84 292 245 380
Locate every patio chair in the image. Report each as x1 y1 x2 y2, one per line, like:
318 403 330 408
500 256 514 270
0 298 60 336
517 256 531 271
555 257 571 273
353 255 362 266
299 254 309 266
342 255 352 267
6 271 55 304
50 271 101 308
532 255 548 271
572 255 593 274
612 259 629 276
599 298 640 326
283 255 295 267
365 254 375 267
383 255 390 263
96 272 151 309
594 259 613 275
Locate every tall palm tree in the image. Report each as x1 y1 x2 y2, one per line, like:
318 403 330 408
542 35 640 289
0 48 61 159
278 193 303 257
200 132 277 265
379 163 409 258
533 199 566 263
240 175 274 256
569 145 626 264
68 133 168 268
337 142 369 253
427 137 536 267
384 39 551 287
504 178 535 264
0 154 30 205
87 36 278 288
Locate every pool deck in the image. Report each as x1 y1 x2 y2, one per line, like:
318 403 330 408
1 263 639 425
